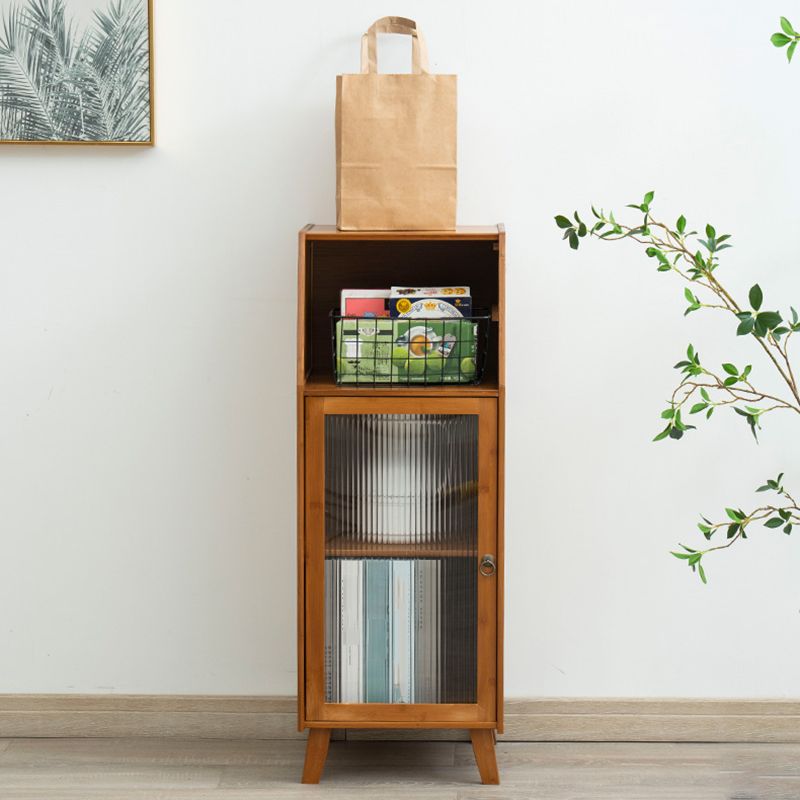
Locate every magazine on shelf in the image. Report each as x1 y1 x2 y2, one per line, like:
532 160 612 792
391 560 413 703
364 561 391 703
339 560 364 702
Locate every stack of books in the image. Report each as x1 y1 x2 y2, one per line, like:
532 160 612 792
324 557 477 705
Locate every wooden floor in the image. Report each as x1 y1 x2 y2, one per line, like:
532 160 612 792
1 737 799 799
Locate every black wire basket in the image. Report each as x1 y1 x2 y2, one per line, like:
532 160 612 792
330 309 490 386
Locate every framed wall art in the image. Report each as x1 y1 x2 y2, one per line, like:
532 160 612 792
0 0 153 145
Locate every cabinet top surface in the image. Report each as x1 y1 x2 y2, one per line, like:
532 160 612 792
302 224 504 241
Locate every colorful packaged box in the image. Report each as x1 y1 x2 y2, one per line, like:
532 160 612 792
335 318 478 384
388 286 472 318
340 289 391 317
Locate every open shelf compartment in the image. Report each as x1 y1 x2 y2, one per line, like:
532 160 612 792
299 227 504 393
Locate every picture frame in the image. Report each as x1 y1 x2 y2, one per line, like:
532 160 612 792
0 0 154 146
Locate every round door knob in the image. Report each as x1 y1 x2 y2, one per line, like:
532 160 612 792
479 554 496 577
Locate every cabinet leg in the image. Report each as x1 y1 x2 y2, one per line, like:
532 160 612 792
470 729 500 785
301 728 331 784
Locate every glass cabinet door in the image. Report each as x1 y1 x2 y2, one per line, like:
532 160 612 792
304 398 497 724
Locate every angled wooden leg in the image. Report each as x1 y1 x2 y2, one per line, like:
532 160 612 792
470 728 500 785
301 728 331 784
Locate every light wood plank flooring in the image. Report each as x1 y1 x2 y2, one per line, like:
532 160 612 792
0 738 799 798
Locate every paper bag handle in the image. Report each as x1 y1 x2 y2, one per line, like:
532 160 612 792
360 16 430 75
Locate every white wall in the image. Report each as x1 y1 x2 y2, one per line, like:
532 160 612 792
1 0 799 698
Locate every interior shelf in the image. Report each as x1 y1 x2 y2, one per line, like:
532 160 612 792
302 375 499 397
326 534 475 559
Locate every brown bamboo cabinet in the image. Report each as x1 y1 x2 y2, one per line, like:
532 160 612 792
296 225 505 784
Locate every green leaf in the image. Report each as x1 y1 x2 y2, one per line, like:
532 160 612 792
757 311 782 330
727 523 740 538
671 551 693 560
722 363 738 376
661 408 675 419
700 388 710 401
772 32 792 47
705 224 716 239
555 215 572 229
568 231 579 250
698 563 707 584
765 517 784 528
676 215 686 234
653 426 671 442
689 402 708 414
780 16 795 35
684 287 695 303
749 284 763 311
725 508 743 522
785 524 793 535
788 40 797 62
643 190 655 207
737 316 754 336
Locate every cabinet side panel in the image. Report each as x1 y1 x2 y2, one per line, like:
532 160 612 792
297 228 310 387
497 227 506 733
297 392 305 729
297 230 308 730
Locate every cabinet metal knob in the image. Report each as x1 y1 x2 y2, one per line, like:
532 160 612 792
479 554 497 577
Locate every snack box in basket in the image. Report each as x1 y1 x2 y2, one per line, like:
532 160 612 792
388 286 472 318
340 288 390 317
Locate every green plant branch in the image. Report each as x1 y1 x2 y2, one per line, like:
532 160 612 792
772 16 800 62
670 378 798 415
674 481 799 583
588 212 800 406
555 194 800 582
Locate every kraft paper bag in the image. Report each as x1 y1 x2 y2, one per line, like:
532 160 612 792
336 17 457 231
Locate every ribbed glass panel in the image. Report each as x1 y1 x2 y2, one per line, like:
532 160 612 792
323 414 478 704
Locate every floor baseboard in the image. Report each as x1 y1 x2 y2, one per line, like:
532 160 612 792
1 695 798 742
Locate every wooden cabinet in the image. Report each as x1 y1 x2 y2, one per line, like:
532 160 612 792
296 226 505 784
